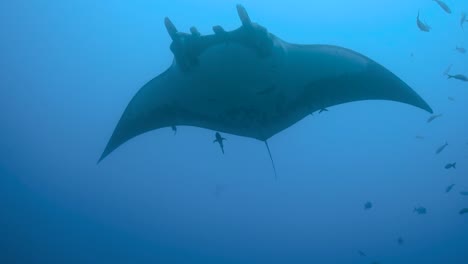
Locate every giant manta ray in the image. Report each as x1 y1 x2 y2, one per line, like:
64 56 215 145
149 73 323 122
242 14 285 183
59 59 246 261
99 5 433 171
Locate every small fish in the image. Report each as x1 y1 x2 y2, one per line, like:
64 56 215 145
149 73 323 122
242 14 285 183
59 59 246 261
433 0 452 14
415 135 425 140
436 142 448 154
447 74 468 82
455 46 466 54
427 114 443 123
358 250 367 257
318 108 329 114
461 13 467 29
445 162 456 169
414 206 427 215
171 125 177 135
446 184 455 193
364 201 373 210
448 97 455 101
213 132 227 154
397 237 404 245
460 208 468 215
460 191 468 196
417 11 431 32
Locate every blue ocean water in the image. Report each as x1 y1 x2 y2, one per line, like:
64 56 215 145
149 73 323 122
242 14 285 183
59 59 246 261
1 0 467 263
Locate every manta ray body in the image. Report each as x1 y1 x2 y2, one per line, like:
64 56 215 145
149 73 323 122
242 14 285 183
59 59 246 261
99 5 432 165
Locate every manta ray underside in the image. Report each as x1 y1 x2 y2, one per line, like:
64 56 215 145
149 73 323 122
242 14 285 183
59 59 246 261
99 5 433 166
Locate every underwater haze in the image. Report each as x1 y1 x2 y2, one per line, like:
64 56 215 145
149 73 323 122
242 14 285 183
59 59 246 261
1 0 468 263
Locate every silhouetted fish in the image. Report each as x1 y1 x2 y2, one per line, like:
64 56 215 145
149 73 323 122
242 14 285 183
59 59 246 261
436 142 448 154
445 184 455 193
447 97 455 101
358 250 367 257
447 74 468 82
461 13 467 29
417 11 431 32
433 0 451 14
415 135 425 140
445 162 456 169
397 237 404 245
318 108 329 114
414 206 427 215
460 208 468 215
427 114 442 123
213 132 227 154
460 191 468 196
364 201 373 210
171 125 177 135
455 46 466 54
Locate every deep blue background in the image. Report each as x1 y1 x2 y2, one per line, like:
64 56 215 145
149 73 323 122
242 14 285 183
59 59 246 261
1 0 467 263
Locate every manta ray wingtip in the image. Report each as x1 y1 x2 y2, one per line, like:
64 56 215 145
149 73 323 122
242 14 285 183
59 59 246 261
404 93 433 114
426 105 434 114
97 149 109 164
98 138 117 164
417 97 434 114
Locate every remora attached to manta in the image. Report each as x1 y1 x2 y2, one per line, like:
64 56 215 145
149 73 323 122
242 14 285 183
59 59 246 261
99 5 433 167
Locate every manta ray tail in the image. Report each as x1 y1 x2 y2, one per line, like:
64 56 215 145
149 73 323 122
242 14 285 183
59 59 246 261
264 140 277 179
